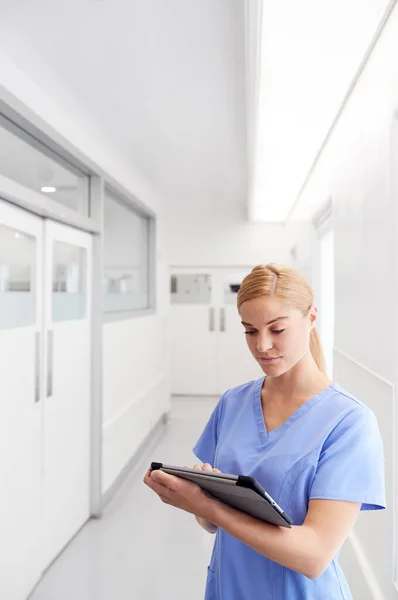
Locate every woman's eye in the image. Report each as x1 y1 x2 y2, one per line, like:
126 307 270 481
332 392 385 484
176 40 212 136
272 329 285 335
244 331 257 336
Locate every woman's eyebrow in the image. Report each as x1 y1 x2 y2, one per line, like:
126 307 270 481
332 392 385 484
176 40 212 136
241 316 288 327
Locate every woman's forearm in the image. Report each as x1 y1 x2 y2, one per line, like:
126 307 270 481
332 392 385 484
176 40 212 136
195 515 217 534
202 499 325 578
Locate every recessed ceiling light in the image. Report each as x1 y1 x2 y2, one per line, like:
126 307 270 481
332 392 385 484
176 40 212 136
41 186 57 193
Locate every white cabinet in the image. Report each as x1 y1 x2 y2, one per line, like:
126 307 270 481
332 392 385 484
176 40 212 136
170 267 262 396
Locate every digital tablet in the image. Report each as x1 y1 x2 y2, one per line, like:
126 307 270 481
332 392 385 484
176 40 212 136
151 463 292 528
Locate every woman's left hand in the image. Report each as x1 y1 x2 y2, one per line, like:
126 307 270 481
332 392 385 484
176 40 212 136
143 466 214 519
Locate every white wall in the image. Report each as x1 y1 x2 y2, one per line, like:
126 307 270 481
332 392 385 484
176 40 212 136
283 220 318 286
166 199 290 267
102 314 169 492
0 53 170 496
286 6 398 598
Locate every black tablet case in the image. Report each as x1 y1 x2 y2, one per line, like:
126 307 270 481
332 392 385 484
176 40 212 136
151 463 292 528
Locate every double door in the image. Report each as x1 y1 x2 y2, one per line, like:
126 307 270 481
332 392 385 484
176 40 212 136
170 267 262 396
0 200 92 599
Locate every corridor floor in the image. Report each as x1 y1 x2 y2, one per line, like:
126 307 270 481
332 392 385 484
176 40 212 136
30 397 218 600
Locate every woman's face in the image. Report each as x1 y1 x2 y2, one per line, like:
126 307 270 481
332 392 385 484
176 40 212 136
239 296 317 377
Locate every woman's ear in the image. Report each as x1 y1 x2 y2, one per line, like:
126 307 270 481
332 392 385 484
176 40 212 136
308 305 318 329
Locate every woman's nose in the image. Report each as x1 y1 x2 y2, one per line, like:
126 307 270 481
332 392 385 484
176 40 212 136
256 334 273 354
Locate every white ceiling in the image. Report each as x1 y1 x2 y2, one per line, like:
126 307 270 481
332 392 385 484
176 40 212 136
0 0 247 211
0 0 390 223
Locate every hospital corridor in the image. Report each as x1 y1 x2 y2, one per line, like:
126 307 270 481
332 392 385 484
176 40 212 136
29 398 218 600
0 1 397 599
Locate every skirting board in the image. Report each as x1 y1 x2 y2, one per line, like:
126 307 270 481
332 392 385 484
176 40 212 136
100 411 170 512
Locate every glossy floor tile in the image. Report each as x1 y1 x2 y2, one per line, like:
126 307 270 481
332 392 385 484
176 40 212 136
30 397 218 600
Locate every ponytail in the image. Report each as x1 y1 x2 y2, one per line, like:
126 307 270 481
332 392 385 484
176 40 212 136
310 327 327 375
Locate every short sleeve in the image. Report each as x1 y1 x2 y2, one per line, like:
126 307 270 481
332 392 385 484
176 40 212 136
309 407 386 510
193 393 225 466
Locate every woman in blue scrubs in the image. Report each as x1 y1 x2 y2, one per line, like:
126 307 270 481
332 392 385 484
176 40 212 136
144 264 386 599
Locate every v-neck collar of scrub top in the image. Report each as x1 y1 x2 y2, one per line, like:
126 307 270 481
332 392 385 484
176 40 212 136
254 376 335 446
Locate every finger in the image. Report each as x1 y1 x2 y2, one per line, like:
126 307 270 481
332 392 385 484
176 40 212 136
144 472 158 490
147 477 171 498
145 470 169 492
212 468 221 473
151 469 178 492
202 463 213 472
193 464 203 471
143 470 153 485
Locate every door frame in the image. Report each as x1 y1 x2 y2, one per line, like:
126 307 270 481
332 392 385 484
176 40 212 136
0 175 104 519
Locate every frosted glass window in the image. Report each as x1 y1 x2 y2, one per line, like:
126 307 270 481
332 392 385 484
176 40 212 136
0 224 36 329
52 242 87 321
170 274 212 304
103 192 151 313
0 117 89 214
319 229 334 377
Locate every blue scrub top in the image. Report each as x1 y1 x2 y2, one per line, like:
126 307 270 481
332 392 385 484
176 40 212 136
193 377 386 600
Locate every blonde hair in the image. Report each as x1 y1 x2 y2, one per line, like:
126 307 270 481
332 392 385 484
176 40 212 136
237 264 326 375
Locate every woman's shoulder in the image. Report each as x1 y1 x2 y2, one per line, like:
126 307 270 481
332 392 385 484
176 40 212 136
320 382 379 434
327 382 372 413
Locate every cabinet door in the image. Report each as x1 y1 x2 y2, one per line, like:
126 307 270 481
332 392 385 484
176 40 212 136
170 271 217 395
0 200 43 599
216 269 262 395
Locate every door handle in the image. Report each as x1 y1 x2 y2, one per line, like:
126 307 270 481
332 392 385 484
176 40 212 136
209 307 215 332
47 330 53 397
34 331 40 403
220 307 226 332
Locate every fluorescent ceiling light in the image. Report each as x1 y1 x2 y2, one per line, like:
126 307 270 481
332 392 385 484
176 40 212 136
41 186 57 193
249 0 386 223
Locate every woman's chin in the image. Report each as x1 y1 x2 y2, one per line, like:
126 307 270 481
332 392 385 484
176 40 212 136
258 358 286 377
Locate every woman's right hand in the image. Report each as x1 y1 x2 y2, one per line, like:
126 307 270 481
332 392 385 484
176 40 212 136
190 463 220 534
